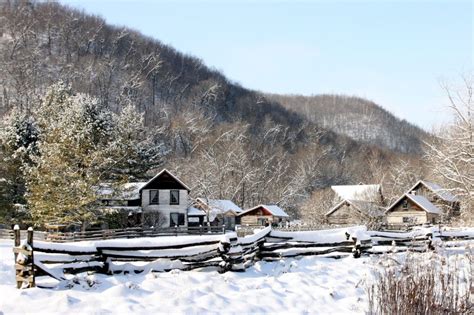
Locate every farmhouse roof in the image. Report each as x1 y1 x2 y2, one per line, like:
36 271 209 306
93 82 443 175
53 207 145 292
139 169 191 192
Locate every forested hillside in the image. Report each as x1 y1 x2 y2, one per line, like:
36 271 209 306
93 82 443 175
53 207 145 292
0 1 427 221
267 94 429 154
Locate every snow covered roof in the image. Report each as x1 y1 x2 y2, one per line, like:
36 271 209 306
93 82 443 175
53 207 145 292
386 193 441 214
197 198 243 214
264 205 289 217
187 206 206 216
326 200 384 217
410 180 458 202
331 184 381 202
97 182 147 200
406 194 441 214
238 205 289 218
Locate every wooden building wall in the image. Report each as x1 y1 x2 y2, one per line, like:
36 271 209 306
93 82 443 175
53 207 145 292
385 199 437 225
326 203 365 225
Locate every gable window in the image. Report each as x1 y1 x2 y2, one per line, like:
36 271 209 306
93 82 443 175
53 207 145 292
170 212 185 226
170 190 180 205
149 190 159 205
402 200 408 210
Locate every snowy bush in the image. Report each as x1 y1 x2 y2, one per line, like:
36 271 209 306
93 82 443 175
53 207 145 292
367 250 473 314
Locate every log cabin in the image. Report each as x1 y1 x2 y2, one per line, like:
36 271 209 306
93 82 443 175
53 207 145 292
237 205 289 226
404 180 460 216
325 184 384 225
325 199 384 225
385 180 459 226
385 193 441 226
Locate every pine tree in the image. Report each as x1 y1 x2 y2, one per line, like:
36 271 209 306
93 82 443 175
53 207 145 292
0 109 38 224
107 103 164 180
25 83 114 229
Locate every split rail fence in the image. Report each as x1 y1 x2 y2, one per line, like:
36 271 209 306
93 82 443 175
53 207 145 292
8 225 473 289
1 225 225 243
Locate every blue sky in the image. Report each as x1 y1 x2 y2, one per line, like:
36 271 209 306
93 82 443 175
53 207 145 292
61 0 472 129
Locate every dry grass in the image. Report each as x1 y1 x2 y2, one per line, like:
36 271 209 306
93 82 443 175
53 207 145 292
367 250 473 314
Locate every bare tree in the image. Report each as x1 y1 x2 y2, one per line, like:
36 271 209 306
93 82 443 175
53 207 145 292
425 75 473 224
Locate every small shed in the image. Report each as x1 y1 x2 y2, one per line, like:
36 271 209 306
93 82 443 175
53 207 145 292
385 193 441 226
194 198 243 230
187 206 206 227
237 204 289 226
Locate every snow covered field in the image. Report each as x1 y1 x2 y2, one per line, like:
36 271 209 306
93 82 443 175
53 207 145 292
0 236 471 314
0 239 375 314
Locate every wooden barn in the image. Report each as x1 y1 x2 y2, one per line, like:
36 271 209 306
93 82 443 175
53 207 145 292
385 193 441 226
325 200 384 225
404 180 460 217
325 184 384 225
237 205 289 226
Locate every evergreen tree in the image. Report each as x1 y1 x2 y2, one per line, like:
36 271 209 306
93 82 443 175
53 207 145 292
0 109 38 224
25 83 114 229
107 103 165 180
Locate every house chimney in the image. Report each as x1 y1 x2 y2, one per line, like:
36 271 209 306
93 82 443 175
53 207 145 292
410 190 417 195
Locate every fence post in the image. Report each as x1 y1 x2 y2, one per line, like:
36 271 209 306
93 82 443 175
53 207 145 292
199 225 202 236
27 227 35 287
352 236 361 258
13 225 21 289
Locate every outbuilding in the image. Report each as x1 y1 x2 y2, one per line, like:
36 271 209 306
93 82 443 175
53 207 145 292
237 204 289 226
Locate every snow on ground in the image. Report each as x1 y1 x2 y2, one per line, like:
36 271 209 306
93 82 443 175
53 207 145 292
0 239 374 314
0 236 471 314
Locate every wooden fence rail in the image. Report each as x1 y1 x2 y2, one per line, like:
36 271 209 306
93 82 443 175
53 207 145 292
10 226 474 289
1 226 225 243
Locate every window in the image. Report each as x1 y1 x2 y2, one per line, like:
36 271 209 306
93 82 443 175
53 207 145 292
170 212 185 227
402 200 408 210
170 190 180 205
149 190 159 205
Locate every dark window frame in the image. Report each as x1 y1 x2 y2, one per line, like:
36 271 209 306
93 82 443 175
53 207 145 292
170 190 180 205
402 200 408 210
149 190 159 205
170 212 185 227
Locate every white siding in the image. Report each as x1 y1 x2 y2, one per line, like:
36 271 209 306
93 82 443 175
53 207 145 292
142 189 189 227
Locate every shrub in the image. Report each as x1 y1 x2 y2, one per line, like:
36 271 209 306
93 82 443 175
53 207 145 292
367 250 473 314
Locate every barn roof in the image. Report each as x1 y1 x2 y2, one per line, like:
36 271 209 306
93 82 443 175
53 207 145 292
238 204 289 218
331 184 381 202
410 180 458 202
386 193 441 214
